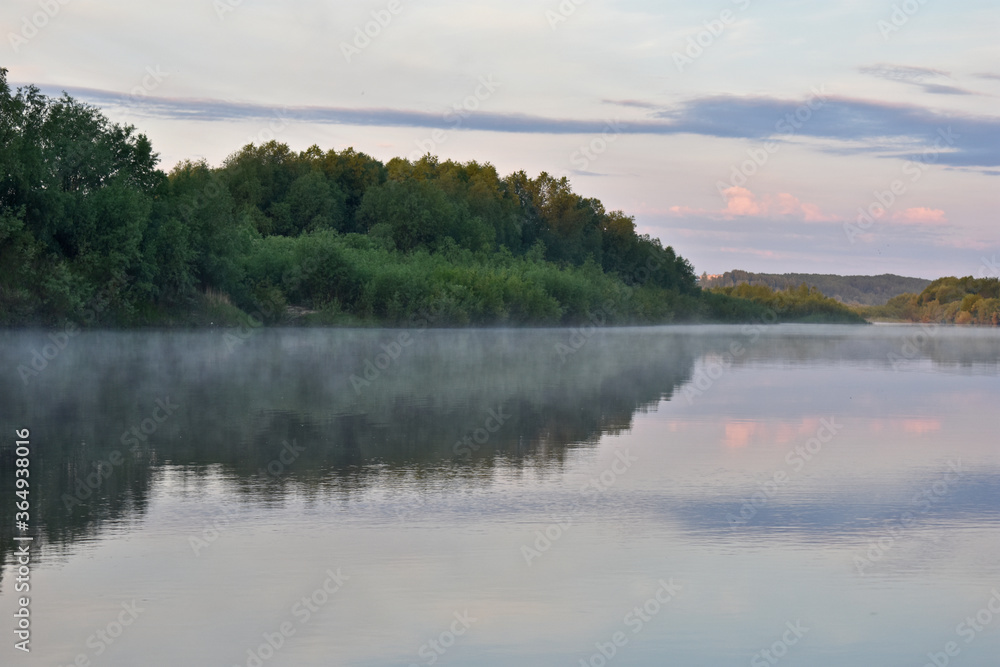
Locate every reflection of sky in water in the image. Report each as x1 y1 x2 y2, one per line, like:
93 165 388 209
0 326 998 666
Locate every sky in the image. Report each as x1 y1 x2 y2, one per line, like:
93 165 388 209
2 0 999 279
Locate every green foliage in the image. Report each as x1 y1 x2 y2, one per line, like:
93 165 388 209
3 70 856 329
861 277 1000 325
698 289 773 322
702 271 930 306
709 283 868 324
0 69 162 325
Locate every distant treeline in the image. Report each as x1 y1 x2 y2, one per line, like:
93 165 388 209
859 277 1000 325
0 70 864 327
708 284 868 324
701 271 931 306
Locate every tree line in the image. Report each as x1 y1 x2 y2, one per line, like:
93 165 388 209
859 277 1000 325
700 271 931 306
1 70 868 327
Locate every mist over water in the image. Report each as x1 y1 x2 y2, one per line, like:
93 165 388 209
1 325 999 666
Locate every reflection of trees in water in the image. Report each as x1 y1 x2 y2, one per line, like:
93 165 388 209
0 328 707 571
1 325 997 575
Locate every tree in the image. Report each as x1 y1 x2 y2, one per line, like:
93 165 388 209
284 170 348 234
356 178 488 251
0 69 162 322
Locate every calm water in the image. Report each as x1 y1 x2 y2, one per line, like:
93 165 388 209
1 325 999 666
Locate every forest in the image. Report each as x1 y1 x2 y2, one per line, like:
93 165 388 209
858 277 1000 325
700 271 931 306
708 284 868 324
0 70 888 328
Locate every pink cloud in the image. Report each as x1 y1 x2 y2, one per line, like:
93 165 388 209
891 207 948 224
724 187 765 217
669 187 840 222
718 247 785 259
668 205 703 216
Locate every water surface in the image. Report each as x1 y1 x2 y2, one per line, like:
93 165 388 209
1 325 998 666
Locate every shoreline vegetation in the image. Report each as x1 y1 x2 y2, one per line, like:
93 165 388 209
705 272 1000 327
856 277 1000 326
700 271 932 307
1 70 994 330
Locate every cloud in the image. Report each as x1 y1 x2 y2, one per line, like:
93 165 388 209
859 64 949 83
670 187 839 222
859 64 975 96
919 83 975 96
716 247 787 259
669 193 947 230
844 205 948 226
20 82 1000 167
891 207 948 224
656 94 1000 166
602 98 662 110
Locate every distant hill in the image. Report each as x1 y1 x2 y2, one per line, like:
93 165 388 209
699 271 931 306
